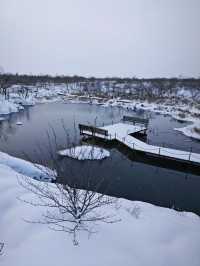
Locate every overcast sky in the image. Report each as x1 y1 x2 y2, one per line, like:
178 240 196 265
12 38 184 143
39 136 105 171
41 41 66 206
0 0 199 77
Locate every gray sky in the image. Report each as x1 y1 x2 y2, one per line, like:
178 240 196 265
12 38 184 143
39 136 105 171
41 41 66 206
0 0 200 77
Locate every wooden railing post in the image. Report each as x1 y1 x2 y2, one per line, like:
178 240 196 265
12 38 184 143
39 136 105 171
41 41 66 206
189 147 192 161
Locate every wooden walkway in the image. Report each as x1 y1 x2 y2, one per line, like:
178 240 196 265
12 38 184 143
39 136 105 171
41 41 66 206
79 122 200 165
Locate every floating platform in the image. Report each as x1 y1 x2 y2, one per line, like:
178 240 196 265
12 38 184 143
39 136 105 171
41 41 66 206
79 122 200 166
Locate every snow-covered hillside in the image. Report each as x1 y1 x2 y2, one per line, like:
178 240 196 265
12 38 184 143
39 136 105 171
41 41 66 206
0 152 200 266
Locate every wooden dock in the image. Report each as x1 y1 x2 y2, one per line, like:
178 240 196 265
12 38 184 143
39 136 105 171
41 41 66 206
79 120 200 166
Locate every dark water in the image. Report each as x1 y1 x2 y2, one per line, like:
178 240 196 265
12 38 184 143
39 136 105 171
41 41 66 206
0 102 200 214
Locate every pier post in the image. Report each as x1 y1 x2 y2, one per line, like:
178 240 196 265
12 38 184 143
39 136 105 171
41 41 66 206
189 147 192 161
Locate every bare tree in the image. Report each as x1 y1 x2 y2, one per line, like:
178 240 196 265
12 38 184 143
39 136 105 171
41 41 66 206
19 175 118 245
0 76 10 100
0 242 4 255
18 124 119 245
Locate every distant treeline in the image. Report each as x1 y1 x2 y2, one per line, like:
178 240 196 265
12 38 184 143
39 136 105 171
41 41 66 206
0 73 200 87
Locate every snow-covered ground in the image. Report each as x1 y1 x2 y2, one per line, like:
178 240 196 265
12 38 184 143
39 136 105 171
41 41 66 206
0 99 20 115
0 154 200 266
58 145 110 160
0 151 56 182
175 123 200 141
0 84 68 118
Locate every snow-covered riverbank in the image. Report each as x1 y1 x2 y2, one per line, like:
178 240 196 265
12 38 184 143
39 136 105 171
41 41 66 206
0 151 56 182
0 85 67 117
1 84 200 140
0 152 200 266
175 123 200 141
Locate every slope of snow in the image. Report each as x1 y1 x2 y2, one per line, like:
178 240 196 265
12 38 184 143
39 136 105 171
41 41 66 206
14 97 35 106
175 123 200 141
0 162 200 266
0 100 20 115
58 145 110 160
0 151 56 182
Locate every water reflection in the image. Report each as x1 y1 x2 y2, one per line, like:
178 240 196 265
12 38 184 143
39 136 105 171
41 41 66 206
0 107 32 142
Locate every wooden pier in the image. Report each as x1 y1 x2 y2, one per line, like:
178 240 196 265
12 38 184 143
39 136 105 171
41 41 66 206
79 116 200 166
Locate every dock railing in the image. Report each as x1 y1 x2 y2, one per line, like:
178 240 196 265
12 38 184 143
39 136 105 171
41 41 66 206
79 124 109 137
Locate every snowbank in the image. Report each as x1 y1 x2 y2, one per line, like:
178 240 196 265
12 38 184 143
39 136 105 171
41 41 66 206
0 162 200 266
0 151 56 182
14 97 35 106
0 100 20 115
16 121 23 126
58 145 110 160
175 123 200 141
0 84 67 118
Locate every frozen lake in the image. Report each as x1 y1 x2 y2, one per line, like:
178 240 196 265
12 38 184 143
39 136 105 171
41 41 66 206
0 102 200 214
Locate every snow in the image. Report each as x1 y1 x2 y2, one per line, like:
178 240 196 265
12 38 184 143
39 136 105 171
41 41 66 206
0 160 200 266
13 96 35 106
58 145 110 160
16 121 23 126
0 84 68 119
101 122 146 139
100 98 200 131
0 117 6 121
118 134 200 163
175 123 200 141
0 151 56 182
0 99 20 115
